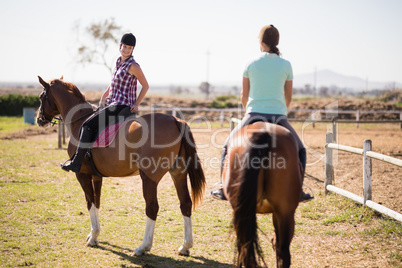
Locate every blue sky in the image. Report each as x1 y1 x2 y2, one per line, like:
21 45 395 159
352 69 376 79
0 0 401 87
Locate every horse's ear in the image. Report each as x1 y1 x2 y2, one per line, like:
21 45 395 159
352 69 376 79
60 75 63 80
38 76 49 90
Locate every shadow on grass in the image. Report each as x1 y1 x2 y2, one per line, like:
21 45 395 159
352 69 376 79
305 173 324 183
97 241 233 268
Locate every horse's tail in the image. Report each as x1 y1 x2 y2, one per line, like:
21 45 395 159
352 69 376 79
233 131 270 268
174 119 206 210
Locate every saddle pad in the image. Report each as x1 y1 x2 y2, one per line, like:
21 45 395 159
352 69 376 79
92 121 126 148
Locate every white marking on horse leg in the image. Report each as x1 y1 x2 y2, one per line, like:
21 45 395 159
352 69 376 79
134 216 155 256
178 216 193 256
86 203 100 246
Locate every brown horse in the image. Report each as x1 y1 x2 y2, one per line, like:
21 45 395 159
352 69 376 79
36 76 205 256
221 122 302 268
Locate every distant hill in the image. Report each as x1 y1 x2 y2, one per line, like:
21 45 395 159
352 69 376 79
294 69 401 91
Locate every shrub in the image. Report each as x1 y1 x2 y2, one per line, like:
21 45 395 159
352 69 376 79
210 95 239 109
0 94 40 116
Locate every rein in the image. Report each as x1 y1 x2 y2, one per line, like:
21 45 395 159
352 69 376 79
61 110 96 125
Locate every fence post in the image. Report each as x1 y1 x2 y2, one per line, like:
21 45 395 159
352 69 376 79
62 122 66 145
311 111 316 128
58 122 62 149
332 120 337 142
363 139 372 204
400 112 402 129
220 110 224 126
356 111 360 128
325 132 334 195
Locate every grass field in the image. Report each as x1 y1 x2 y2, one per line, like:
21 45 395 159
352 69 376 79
0 121 401 267
0 116 31 134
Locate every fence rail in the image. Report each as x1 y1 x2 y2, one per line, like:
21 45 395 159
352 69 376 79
138 106 402 128
325 132 402 222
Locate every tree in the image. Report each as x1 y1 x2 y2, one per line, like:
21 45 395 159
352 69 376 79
199 81 211 100
169 85 183 95
73 18 122 74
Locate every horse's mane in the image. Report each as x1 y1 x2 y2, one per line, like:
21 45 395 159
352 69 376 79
50 79 86 102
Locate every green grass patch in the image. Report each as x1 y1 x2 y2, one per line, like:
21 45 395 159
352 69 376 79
0 116 31 134
321 196 378 225
389 252 402 266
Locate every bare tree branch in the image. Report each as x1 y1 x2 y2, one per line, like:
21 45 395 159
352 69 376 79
73 18 122 74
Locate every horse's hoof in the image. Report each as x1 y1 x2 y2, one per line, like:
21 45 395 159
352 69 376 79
86 235 99 247
178 247 190 256
134 247 146 256
86 239 98 247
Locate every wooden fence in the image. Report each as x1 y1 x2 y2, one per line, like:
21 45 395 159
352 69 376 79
325 132 402 222
57 107 402 149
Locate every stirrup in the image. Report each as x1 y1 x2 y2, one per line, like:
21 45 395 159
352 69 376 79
60 159 72 172
60 158 81 173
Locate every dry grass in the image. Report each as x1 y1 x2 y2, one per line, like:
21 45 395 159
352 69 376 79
0 122 401 267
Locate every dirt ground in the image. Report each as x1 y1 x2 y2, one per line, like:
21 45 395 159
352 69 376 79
3 111 401 267
73 120 400 216
296 124 402 214
2 86 402 266
189 123 402 214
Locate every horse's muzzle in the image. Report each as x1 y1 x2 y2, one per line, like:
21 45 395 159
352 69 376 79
36 116 49 127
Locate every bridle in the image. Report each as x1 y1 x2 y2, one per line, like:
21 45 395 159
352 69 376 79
38 90 62 126
38 88 95 126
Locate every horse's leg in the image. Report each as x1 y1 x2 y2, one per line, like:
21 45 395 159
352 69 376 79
76 173 103 246
170 167 193 256
272 211 295 268
134 170 159 256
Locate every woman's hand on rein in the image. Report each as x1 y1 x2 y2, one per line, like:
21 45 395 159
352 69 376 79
130 104 139 113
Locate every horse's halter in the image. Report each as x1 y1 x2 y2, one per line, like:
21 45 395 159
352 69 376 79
38 84 96 126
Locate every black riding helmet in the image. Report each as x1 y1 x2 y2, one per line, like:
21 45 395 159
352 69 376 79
121 33 136 47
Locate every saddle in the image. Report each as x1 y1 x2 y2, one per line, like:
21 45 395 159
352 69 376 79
89 106 135 148
91 121 127 148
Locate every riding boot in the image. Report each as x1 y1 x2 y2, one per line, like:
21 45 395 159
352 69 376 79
61 126 93 173
299 148 314 202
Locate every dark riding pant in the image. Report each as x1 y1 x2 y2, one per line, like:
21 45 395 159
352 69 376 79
83 105 130 135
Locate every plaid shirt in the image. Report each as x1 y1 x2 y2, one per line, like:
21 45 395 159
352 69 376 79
106 56 138 106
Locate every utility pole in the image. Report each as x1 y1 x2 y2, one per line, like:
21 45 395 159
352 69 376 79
206 48 210 83
206 48 210 100
366 77 368 92
314 66 317 98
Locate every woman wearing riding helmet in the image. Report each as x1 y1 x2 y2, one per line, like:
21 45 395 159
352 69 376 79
61 33 149 173
211 25 313 202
